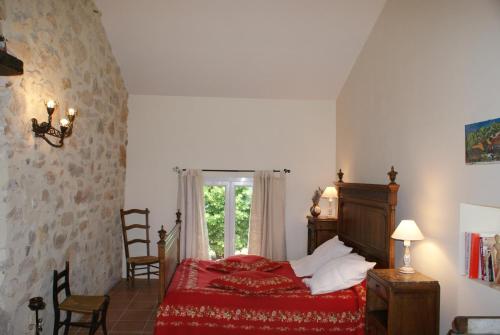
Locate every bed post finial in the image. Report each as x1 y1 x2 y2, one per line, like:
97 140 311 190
337 169 344 182
158 225 167 242
388 166 398 184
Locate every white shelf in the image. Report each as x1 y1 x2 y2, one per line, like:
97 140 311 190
459 203 500 289
469 278 500 291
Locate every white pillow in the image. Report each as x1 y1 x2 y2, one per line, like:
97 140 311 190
304 253 376 295
290 236 352 277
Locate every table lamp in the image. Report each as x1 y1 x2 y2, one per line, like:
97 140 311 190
391 220 424 274
321 186 338 217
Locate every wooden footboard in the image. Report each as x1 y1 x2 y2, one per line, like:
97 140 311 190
157 211 181 304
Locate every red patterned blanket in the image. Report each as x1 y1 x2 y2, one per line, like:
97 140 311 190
155 258 366 335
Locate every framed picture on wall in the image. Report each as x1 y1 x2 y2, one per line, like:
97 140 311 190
465 117 500 164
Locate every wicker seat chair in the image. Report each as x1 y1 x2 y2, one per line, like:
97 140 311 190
120 208 159 285
53 262 109 335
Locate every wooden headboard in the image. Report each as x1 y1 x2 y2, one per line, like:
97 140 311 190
335 167 399 269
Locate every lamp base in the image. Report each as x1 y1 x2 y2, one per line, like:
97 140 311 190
398 266 416 274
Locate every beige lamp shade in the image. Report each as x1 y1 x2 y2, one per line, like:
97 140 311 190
321 186 338 200
391 220 424 241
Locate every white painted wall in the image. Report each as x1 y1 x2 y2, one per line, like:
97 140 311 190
336 0 500 333
96 0 385 100
125 95 336 262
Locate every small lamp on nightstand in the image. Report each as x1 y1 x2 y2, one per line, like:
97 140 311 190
391 219 424 274
321 186 338 217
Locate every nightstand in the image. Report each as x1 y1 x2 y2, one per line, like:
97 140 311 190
366 269 440 335
307 216 337 255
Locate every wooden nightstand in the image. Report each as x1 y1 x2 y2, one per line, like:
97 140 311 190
307 216 337 255
366 269 440 335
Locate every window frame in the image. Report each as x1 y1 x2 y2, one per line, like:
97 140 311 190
204 176 253 258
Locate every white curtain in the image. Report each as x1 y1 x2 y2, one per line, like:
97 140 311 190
248 171 287 260
178 169 210 260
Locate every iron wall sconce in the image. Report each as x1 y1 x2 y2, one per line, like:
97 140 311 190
31 100 76 148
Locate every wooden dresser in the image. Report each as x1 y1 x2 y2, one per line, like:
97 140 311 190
307 215 337 255
366 269 440 335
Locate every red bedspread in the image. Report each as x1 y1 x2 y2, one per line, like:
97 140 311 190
155 259 366 335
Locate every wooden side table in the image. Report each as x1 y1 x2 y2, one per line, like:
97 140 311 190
366 268 440 335
307 216 337 255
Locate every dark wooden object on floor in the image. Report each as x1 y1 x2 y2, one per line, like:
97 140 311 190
366 268 440 335
307 215 337 255
52 262 109 335
120 208 159 285
448 316 500 334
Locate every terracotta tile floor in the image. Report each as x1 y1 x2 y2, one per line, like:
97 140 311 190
68 279 158 335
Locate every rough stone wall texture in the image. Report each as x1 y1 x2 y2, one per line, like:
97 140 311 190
0 0 128 334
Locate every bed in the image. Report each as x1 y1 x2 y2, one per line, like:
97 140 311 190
154 167 400 335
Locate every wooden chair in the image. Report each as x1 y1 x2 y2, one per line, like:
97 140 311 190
120 208 159 284
53 262 109 335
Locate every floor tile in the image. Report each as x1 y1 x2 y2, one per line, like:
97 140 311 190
54 279 158 335
107 309 126 321
128 299 157 310
120 310 153 322
144 320 155 333
110 279 158 334
111 320 147 332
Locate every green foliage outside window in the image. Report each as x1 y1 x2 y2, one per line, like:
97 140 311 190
204 186 225 259
204 185 252 259
234 186 252 254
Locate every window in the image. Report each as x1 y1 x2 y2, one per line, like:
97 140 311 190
204 177 253 260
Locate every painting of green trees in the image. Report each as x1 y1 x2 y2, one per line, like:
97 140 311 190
465 117 500 164
204 185 253 259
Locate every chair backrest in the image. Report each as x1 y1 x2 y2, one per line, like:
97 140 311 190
53 261 71 309
120 208 151 259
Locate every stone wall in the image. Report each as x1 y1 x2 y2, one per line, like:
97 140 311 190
0 0 128 333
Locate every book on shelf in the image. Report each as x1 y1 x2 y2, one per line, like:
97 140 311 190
469 233 480 279
464 232 499 285
488 250 494 282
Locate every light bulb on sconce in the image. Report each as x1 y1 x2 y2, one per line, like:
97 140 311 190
67 108 76 125
45 100 57 118
60 118 69 127
32 99 77 148
46 100 56 109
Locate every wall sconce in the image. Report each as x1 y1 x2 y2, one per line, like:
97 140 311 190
31 100 76 148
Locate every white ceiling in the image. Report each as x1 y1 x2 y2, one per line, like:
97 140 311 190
95 0 385 100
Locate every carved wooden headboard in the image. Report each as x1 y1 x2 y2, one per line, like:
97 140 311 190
335 167 399 269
